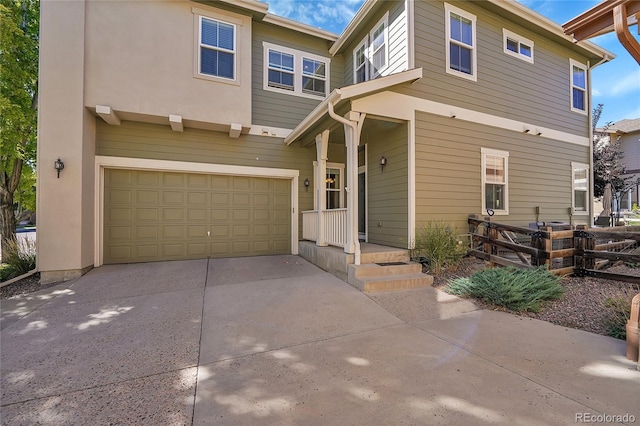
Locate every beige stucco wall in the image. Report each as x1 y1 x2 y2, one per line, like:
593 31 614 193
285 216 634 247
38 0 95 282
84 0 253 127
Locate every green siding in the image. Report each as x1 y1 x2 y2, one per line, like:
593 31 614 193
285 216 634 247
402 0 591 136
414 111 590 234
251 22 342 129
365 120 408 247
95 120 316 231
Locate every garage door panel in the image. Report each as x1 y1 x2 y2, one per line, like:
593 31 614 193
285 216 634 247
137 171 160 186
163 191 185 204
104 169 291 264
136 226 158 239
137 190 159 205
162 208 184 221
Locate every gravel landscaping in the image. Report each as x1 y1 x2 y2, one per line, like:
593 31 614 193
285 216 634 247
432 257 640 338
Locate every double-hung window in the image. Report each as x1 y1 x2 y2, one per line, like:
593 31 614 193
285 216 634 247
482 148 509 214
572 162 589 214
264 42 329 99
503 29 533 63
199 16 235 80
352 13 388 84
570 59 587 114
445 3 477 81
312 162 345 210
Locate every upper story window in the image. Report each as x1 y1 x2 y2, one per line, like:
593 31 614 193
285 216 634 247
199 16 235 80
570 59 588 114
572 162 589 214
264 42 330 99
445 3 477 81
353 13 389 84
503 29 533 63
481 148 509 215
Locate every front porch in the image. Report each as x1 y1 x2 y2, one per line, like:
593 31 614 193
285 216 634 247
298 241 433 292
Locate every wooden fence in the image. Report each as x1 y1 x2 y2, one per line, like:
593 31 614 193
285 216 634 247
468 214 640 283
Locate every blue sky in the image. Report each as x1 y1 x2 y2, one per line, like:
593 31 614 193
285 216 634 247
267 0 640 125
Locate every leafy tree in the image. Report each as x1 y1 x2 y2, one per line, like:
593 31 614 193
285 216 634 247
592 104 638 222
0 0 38 258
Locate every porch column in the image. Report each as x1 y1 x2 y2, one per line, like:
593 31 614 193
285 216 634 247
328 103 365 263
315 130 329 246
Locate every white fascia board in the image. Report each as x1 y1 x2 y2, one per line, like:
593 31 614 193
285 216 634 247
284 67 423 145
263 14 338 41
218 0 269 14
487 0 614 60
351 91 590 146
330 0 378 55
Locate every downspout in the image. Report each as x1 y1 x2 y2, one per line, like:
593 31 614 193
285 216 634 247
327 101 362 265
588 54 610 227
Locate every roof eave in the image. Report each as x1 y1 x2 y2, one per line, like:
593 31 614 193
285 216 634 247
329 0 378 55
263 14 339 41
284 67 423 145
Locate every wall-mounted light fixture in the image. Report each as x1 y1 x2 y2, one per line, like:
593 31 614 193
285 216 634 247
380 156 387 172
54 158 65 178
304 178 310 191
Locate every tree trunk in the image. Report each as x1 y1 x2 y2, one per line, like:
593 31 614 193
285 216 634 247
0 187 17 261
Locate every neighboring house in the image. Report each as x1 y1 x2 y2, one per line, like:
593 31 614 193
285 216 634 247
38 0 612 283
599 118 640 211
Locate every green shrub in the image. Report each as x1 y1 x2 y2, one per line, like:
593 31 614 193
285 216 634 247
1 238 36 281
446 266 564 312
604 295 633 340
411 222 466 275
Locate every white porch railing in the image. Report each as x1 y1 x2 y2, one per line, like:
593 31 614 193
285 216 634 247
301 209 347 247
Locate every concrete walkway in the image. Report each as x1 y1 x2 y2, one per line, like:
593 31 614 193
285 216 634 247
1 256 638 425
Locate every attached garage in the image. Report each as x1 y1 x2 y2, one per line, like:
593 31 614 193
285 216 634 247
103 168 292 264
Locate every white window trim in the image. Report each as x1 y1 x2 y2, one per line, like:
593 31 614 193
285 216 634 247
263 42 330 100
312 161 345 210
353 37 369 84
351 12 389 83
444 3 477 82
195 14 238 83
570 59 588 115
502 29 534 63
481 148 509 215
369 13 389 79
571 162 590 215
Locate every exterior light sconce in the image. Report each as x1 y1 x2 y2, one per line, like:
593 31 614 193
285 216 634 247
304 178 310 191
54 158 65 178
380 156 387 172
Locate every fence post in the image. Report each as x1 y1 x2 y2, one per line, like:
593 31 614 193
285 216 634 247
585 232 596 271
542 226 553 270
574 225 587 275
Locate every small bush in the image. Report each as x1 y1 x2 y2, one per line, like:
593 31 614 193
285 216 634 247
604 295 633 340
446 266 564 312
1 238 36 281
411 222 466 275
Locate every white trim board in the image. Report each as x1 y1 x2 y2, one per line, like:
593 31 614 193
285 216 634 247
351 91 590 147
94 156 299 267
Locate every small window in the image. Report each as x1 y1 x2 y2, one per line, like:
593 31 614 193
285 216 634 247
199 16 235 80
503 29 534 63
570 59 588 114
481 148 509 214
267 50 294 91
313 162 345 209
263 42 330 99
445 3 477 81
572 162 589 214
352 13 388 83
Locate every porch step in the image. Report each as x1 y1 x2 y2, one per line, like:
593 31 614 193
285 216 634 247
359 247 410 264
347 261 433 293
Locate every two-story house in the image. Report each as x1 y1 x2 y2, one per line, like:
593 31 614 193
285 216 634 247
37 0 612 283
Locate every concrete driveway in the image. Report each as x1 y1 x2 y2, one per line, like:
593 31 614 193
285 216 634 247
1 255 638 425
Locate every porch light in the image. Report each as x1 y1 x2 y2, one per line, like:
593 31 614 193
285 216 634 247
54 158 65 178
380 156 387 172
304 178 310 191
